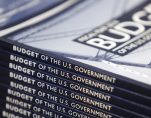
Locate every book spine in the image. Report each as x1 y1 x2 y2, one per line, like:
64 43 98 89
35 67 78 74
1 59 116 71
0 48 150 107
0 48 150 114
0 39 150 97
0 66 149 117
0 83 119 118
0 98 71 118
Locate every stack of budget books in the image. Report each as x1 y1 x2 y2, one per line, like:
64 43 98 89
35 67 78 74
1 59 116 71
0 0 151 118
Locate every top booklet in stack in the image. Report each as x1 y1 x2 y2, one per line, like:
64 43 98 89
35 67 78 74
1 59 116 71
0 0 151 96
